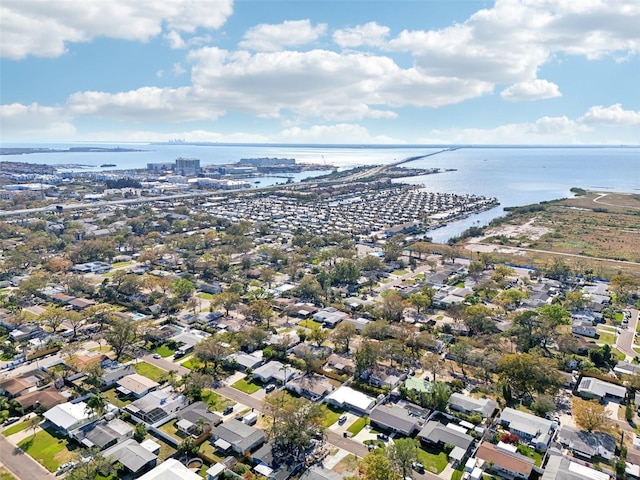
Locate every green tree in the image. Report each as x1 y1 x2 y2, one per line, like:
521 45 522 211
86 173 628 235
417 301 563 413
67 449 113 480
85 392 107 419
383 236 405 263
497 353 563 399
531 394 556 416
380 292 406 322
449 340 472 378
426 382 451 412
359 450 400 480
134 422 147 442
295 274 324 302
39 305 67 334
572 397 608 432
330 321 357 353
307 327 329 347
386 438 419 480
409 292 432 314
172 278 195 301
104 318 137 361
211 291 240 316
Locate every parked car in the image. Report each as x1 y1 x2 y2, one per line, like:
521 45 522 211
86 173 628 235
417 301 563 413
223 405 234 415
265 384 276 393
412 462 425 474
152 353 161 359
3 417 20 426
377 433 389 441
338 415 347 425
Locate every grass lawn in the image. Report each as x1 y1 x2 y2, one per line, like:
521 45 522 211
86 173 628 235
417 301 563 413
232 377 262 394
597 331 616 345
0 467 18 480
611 348 626 361
517 444 543 466
18 427 76 472
158 418 183 441
451 467 465 480
634 347 640 356
148 433 177 460
103 387 132 406
201 389 233 413
298 319 321 330
152 344 176 357
320 404 343 428
392 269 409 276
182 357 203 371
3 419 34 436
347 417 367 436
134 361 167 382
112 261 133 268
197 292 214 300
88 345 112 353
417 447 448 474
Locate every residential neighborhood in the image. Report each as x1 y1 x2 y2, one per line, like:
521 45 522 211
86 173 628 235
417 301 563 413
0 165 639 480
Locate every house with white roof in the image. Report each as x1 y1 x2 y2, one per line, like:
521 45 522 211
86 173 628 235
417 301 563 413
499 407 554 452
448 392 498 419
576 377 626 401
116 373 159 398
138 458 202 480
43 401 94 436
252 361 300 384
125 387 188 424
324 386 376 414
542 454 610 480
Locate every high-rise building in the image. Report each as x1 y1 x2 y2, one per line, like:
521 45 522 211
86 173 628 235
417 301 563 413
175 157 200 176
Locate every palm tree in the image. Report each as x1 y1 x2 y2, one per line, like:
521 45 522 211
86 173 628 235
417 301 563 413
86 392 107 419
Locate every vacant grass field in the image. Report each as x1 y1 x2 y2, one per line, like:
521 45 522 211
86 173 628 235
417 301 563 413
134 361 167 382
197 293 214 300
232 377 262 394
18 427 76 472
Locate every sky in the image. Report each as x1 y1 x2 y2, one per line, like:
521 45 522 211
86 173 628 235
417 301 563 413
1 0 639 145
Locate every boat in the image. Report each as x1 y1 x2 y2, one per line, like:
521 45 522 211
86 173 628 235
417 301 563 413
100 163 117 167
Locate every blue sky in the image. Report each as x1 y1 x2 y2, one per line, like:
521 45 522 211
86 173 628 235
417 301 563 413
1 0 639 144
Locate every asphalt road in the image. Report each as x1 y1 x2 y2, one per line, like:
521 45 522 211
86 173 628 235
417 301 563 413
616 308 639 359
0 436 56 480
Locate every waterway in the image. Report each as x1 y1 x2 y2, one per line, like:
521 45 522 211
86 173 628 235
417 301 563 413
3 143 639 241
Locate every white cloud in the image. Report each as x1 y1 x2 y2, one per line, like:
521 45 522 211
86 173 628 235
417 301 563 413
386 0 640 85
501 79 562 101
0 0 233 59
164 30 212 50
156 70 164 78
239 19 327 52
277 124 400 144
173 63 186 76
66 86 225 122
0 103 76 139
81 129 269 144
424 115 592 144
333 22 390 48
580 103 640 126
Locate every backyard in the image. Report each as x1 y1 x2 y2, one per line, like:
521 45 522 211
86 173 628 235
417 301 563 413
17 427 77 472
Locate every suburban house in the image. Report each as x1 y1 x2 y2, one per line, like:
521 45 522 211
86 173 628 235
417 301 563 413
324 354 355 375
299 465 345 480
75 417 133 449
576 377 627 401
252 361 300 384
101 364 135 388
176 401 223 436
116 373 160 398
325 386 376 415
102 438 157 474
556 425 616 461
368 404 422 436
542 454 610 480
125 388 188 424
227 351 264 371
138 458 202 480
312 307 348 328
0 376 37 398
614 361 640 376
212 419 265 455
571 320 598 338
14 387 66 412
286 374 334 401
43 401 95 436
448 393 498 419
365 366 404 389
475 442 534 480
418 421 475 456
498 407 554 451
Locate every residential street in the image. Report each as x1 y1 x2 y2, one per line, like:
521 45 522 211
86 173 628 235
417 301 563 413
0 436 56 480
616 308 639 359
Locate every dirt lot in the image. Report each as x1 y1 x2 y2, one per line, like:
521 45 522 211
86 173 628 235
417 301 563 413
462 191 640 278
